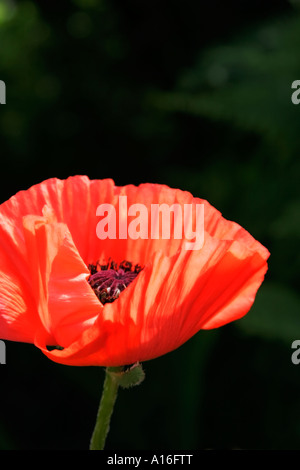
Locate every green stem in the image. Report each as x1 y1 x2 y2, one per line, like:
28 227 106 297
89 367 121 450
89 363 145 450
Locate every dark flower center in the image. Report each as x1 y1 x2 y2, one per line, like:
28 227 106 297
88 259 142 304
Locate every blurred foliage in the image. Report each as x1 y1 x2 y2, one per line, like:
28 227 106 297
0 0 300 450
238 282 300 341
151 14 300 151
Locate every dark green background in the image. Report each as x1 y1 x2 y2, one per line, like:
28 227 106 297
0 0 300 450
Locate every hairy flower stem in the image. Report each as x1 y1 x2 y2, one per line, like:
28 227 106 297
90 367 121 450
89 364 145 450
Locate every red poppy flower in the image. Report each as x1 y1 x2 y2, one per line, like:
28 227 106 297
0 176 269 366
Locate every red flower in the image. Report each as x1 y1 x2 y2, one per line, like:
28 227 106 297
0 176 269 366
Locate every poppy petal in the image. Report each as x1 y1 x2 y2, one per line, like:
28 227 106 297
0 266 40 343
0 176 270 367
38 232 268 366
0 175 269 267
22 208 101 348
0 214 43 342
